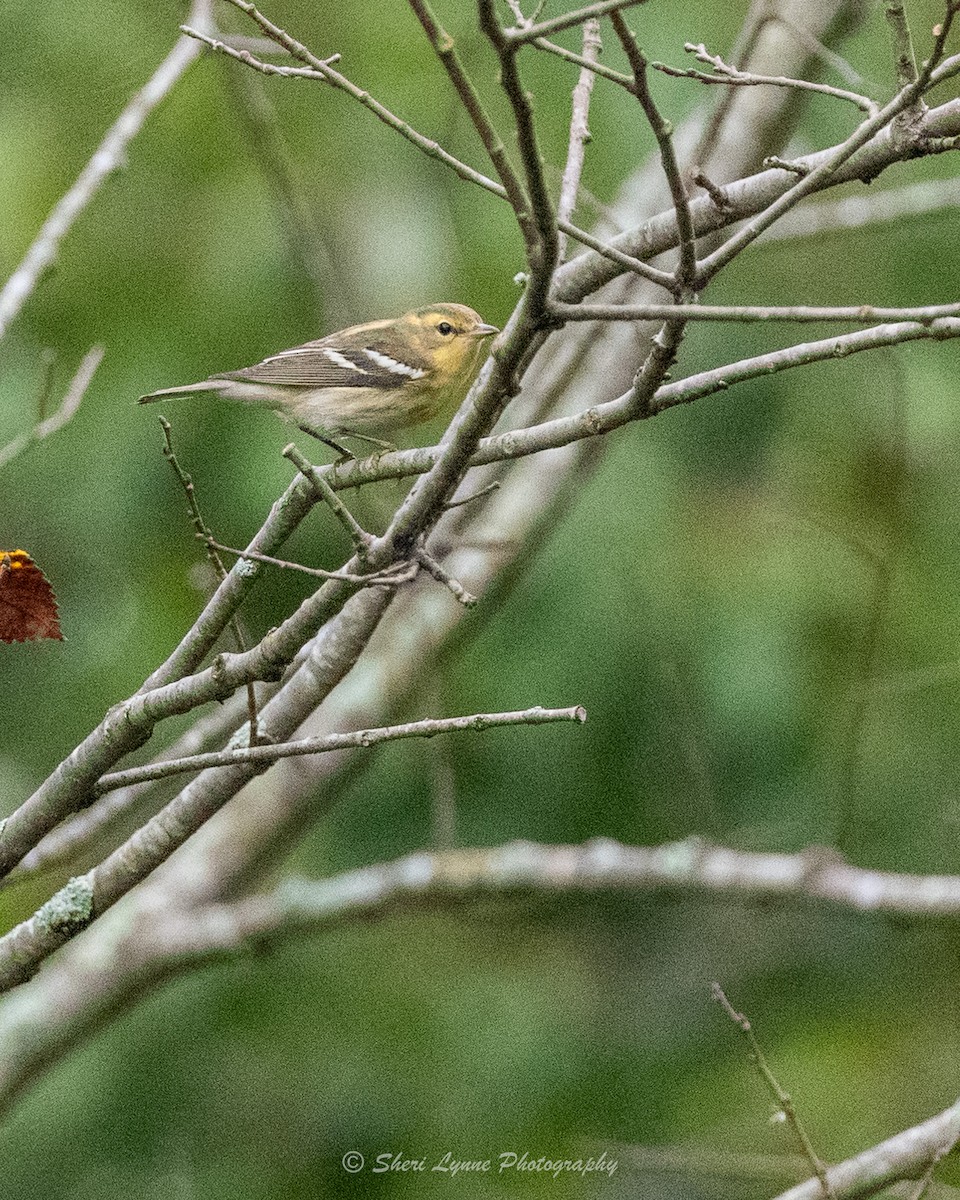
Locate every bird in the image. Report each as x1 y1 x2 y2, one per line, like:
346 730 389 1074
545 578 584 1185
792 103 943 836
139 303 499 456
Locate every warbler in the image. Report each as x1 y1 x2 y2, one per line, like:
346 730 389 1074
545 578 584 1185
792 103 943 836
139 303 499 455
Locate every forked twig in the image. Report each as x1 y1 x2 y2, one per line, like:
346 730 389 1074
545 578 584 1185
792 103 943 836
652 42 877 116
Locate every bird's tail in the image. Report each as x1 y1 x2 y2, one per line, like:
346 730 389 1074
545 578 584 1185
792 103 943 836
138 381 221 404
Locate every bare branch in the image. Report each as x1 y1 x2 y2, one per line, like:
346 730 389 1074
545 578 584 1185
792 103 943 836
93 706 586 795
0 710 585 993
556 19 601 259
219 0 339 67
0 473 326 875
885 1 921 89
479 0 560 317
652 42 877 115
9 831 960 1120
159 417 262 742
206 835 960 932
414 546 478 608
554 221 676 288
530 35 633 91
202 539 416 586
625 317 686 418
551 298 960 324
919 2 960 85
8 7 934 1131
555 92 960 307
611 11 697 291
282 443 373 562
0 1 212 343
504 0 646 46
181 19 510 203
772 1100 960 1200
185 19 667 284
177 314 960 503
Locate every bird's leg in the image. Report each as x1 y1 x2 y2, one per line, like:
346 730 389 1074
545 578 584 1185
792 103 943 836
297 424 355 460
344 432 398 454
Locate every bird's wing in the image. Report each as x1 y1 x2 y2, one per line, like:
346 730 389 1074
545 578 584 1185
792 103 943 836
212 339 430 389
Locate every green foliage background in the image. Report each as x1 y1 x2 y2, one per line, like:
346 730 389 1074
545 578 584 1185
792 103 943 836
2 0 960 1195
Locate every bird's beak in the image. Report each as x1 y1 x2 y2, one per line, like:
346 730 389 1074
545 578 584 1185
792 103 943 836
472 323 500 337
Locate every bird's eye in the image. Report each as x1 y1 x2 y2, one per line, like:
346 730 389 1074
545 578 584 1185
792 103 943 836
437 321 454 336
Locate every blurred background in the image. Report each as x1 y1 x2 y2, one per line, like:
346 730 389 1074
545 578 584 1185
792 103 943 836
2 0 960 1195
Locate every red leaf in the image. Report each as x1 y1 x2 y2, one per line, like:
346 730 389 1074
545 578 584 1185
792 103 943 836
0 550 63 643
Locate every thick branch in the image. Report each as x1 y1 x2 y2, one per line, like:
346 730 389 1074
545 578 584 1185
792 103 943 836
10 832 960 1114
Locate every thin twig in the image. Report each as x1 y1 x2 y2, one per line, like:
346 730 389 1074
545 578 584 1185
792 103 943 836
219 0 337 67
185 318 960 498
765 155 809 176
554 221 675 289
652 43 877 116
691 170 732 211
160 418 261 743
0 346 104 472
415 547 478 608
687 0 774 171
181 30 338 78
478 0 558 318
9 51 960 892
283 443 373 562
443 480 501 510
550 298 960 324
181 18 510 206
905 1129 960 1200
92 706 586 794
713 985 834 1199
203 538 416 586
531 36 633 90
919 3 960 84
504 0 645 46
626 318 686 418
183 15 672 290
